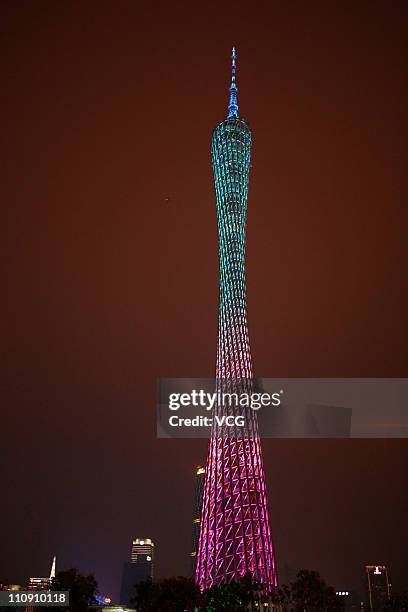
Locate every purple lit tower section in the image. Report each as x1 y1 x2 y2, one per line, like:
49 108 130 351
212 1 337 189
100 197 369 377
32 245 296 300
195 49 278 590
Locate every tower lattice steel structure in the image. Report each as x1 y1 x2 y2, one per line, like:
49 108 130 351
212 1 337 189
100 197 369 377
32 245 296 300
195 49 278 590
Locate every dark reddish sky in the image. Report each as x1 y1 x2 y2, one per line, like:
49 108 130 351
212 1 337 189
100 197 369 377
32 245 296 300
1 0 407 602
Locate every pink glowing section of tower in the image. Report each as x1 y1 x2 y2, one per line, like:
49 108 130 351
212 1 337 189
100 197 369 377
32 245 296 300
195 49 278 590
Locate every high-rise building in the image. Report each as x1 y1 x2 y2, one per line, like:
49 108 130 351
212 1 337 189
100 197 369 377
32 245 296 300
130 538 154 568
335 590 362 611
365 565 390 611
190 466 205 572
120 538 154 606
195 49 278 590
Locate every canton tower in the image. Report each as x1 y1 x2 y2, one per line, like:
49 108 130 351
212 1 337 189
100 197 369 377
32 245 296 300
195 49 278 590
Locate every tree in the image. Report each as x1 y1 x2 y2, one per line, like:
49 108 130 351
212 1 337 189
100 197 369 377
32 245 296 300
382 592 408 611
133 576 201 612
265 583 292 610
202 573 265 611
131 570 347 611
131 578 155 610
271 570 344 612
53 568 98 612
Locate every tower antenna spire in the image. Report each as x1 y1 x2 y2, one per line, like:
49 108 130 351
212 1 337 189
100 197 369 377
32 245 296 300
227 47 239 118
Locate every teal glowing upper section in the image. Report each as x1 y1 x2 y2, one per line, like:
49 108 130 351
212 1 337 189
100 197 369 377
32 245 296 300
227 47 239 119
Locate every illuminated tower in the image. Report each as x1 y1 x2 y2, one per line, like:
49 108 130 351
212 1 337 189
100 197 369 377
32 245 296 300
190 466 206 572
195 49 278 590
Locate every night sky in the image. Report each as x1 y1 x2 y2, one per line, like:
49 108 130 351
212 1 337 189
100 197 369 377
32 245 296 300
1 0 407 602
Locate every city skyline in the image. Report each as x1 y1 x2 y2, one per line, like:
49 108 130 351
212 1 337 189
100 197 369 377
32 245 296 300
1 0 407 602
